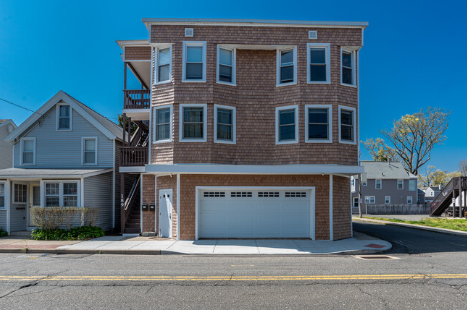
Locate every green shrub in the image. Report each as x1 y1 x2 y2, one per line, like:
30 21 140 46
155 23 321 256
0 228 8 237
31 226 104 240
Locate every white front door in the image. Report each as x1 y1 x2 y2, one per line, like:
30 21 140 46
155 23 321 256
158 189 173 238
29 184 41 226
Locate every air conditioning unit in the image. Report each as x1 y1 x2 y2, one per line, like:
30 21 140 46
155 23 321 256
308 31 318 39
185 28 194 37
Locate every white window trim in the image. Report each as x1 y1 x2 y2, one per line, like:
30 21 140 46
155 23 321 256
307 43 331 84
275 105 299 145
154 45 172 85
340 47 357 88
276 47 297 87
182 41 207 83
20 137 36 166
214 104 236 144
338 105 357 145
409 179 417 191
407 196 413 204
81 137 98 166
216 46 236 86
375 179 382 190
397 179 404 190
56 103 72 131
153 105 173 144
12 182 28 204
365 196 375 204
0 181 5 209
179 104 207 142
385 196 391 204
353 197 359 208
43 181 81 207
305 104 332 143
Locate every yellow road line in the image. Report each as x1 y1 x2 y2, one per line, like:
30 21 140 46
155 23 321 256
0 274 466 282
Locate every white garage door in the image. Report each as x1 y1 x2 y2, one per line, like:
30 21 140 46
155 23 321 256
198 189 312 238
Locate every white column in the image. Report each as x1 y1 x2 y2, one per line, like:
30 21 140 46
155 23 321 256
176 173 180 240
329 174 333 241
140 174 143 233
154 175 157 234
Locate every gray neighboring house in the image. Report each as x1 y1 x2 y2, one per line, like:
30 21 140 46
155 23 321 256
0 91 125 234
0 120 17 169
351 161 424 214
423 186 443 203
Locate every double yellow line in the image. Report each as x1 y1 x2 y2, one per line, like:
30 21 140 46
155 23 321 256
1 274 467 282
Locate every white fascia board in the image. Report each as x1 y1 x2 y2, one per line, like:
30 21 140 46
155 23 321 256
120 166 146 173
0 120 17 129
144 164 364 175
142 18 368 29
116 40 150 48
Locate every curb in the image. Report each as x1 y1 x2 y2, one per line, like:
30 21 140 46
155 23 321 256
0 248 161 255
354 217 467 237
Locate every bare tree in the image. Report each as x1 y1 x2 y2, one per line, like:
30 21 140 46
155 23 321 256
459 159 467 177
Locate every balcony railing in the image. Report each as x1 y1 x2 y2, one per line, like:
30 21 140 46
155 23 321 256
121 146 148 166
123 89 150 109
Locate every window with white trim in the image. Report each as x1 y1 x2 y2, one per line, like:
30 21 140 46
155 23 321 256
365 196 375 204
14 183 27 204
407 196 413 204
409 179 416 191
341 49 356 86
385 196 391 204
45 182 79 207
276 106 298 144
277 48 297 85
57 104 71 130
153 105 173 143
307 43 330 83
155 46 172 84
397 179 404 190
353 197 359 208
375 179 382 189
305 105 332 143
183 42 206 82
20 138 35 165
217 47 236 85
339 106 356 144
214 105 236 144
82 138 97 165
0 183 5 208
179 104 207 142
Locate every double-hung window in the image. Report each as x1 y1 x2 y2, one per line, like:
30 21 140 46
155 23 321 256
57 104 71 130
307 43 330 83
45 182 79 207
397 179 404 190
153 105 173 143
276 106 298 144
0 183 4 208
407 196 413 204
20 137 35 165
375 179 382 189
217 47 236 85
183 42 206 82
155 46 172 84
82 138 97 165
385 196 391 204
305 105 332 143
277 48 297 86
341 49 356 86
365 196 375 204
179 104 207 142
214 105 236 144
339 106 356 144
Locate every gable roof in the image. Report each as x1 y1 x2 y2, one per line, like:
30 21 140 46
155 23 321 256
0 119 17 129
4 91 126 142
360 161 416 180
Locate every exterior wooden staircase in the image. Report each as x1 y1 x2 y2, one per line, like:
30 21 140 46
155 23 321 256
430 177 467 217
121 177 141 234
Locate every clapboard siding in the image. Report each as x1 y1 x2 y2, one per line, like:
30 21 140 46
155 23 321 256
84 172 113 231
0 210 7 231
0 125 13 169
13 105 113 169
114 141 122 231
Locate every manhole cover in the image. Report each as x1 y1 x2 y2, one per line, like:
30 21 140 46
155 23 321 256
353 255 399 260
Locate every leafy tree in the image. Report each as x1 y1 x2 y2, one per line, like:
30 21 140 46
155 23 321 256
118 114 137 135
418 166 461 187
362 138 398 162
363 107 450 175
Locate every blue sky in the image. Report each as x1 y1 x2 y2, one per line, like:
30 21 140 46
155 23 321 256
1 0 466 173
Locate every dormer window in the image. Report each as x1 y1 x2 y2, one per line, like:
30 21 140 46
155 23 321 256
57 104 72 130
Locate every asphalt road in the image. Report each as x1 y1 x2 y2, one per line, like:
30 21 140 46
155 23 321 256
0 221 466 309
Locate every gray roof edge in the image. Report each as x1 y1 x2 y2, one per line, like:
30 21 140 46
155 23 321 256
142 18 368 28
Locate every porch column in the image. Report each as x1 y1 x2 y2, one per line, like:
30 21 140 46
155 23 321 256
329 174 333 241
177 173 180 240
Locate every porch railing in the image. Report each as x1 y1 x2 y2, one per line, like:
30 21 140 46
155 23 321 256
123 89 150 109
120 146 148 166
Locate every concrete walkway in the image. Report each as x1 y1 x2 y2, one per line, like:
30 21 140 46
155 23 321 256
52 232 391 255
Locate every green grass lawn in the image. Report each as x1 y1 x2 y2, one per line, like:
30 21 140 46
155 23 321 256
363 217 467 232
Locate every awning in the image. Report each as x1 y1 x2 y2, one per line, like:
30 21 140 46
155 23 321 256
0 168 113 179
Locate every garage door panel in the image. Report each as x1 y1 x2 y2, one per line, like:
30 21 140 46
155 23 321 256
199 189 311 239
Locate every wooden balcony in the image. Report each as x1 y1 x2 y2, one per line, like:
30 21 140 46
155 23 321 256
123 89 150 109
121 146 148 166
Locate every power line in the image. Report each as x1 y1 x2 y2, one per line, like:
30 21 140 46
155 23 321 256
0 97 43 116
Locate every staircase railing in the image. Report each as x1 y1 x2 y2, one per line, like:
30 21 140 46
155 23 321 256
121 177 140 232
123 89 150 109
430 178 456 216
121 146 148 166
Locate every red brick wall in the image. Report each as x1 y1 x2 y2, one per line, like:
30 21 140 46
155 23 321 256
333 176 352 240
